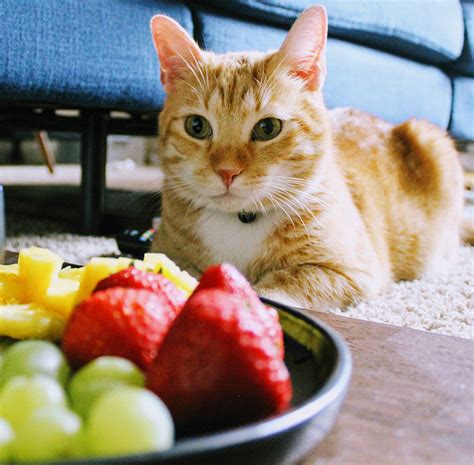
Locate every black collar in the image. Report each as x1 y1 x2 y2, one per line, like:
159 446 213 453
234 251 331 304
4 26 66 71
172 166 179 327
238 211 257 224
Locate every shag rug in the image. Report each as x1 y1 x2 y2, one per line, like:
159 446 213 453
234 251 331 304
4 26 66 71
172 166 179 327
6 213 473 339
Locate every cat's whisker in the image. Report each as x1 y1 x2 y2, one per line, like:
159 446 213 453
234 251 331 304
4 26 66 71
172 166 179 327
268 179 331 209
163 179 196 205
272 191 311 238
288 196 325 231
253 76 262 89
259 59 289 102
267 179 314 194
164 182 192 194
272 186 313 210
185 192 205 216
260 53 287 96
194 58 208 92
267 193 296 230
176 49 206 91
121 190 162 212
163 190 187 207
249 195 262 218
266 194 285 223
268 184 328 228
268 180 312 198
270 184 328 210
181 80 202 98
270 186 317 232
251 195 268 218
257 198 268 218
165 180 190 190
270 175 316 188
266 179 313 201
199 61 211 91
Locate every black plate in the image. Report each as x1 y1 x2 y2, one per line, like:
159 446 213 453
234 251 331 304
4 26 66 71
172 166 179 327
46 299 352 465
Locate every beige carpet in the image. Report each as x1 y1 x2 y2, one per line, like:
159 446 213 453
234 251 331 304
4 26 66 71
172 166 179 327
6 213 473 340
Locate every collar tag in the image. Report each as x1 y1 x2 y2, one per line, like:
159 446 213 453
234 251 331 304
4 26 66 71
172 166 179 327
238 211 257 224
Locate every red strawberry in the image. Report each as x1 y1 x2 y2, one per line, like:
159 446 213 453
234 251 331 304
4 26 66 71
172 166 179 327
195 262 259 301
62 288 180 371
195 263 284 356
146 289 292 432
94 267 186 312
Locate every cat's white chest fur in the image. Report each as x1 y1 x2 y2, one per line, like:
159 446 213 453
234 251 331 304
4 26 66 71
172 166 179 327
196 209 280 276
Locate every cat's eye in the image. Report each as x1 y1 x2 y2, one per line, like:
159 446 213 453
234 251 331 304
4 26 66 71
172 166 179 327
252 118 282 141
184 115 212 139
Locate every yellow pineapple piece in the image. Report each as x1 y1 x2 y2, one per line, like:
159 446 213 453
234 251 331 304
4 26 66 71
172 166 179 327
42 278 80 318
114 257 149 271
59 266 84 282
0 274 25 304
0 303 65 340
116 257 133 269
18 247 63 302
0 264 19 276
143 253 198 295
134 260 152 271
75 257 121 303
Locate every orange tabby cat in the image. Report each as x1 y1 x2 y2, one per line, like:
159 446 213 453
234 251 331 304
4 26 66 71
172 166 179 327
149 6 465 309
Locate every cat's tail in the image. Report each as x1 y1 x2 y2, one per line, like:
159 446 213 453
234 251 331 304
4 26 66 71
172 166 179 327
392 119 464 207
460 212 474 245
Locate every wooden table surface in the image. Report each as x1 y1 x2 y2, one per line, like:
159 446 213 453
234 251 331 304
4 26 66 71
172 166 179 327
300 312 474 465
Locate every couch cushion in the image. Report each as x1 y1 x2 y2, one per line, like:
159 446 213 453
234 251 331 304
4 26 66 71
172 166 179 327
0 0 189 111
193 0 464 64
449 77 474 140
195 10 452 130
449 1 474 76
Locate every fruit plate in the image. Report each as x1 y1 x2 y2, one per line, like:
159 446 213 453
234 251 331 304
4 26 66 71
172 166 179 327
50 298 352 465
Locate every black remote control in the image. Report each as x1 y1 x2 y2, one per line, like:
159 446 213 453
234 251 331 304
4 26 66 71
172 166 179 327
115 228 157 257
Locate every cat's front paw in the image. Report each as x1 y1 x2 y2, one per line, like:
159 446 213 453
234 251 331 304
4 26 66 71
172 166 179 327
256 288 302 309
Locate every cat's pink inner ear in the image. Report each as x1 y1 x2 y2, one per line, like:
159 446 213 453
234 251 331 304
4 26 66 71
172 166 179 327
150 15 203 92
278 5 328 91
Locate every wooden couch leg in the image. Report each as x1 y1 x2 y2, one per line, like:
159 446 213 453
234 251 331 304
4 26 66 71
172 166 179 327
80 111 108 234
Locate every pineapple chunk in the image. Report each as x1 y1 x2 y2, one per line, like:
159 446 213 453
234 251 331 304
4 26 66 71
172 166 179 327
0 303 65 341
42 278 80 318
116 257 134 269
18 247 63 302
116 257 149 271
0 274 24 304
75 257 121 303
144 253 198 295
0 264 19 276
59 266 84 282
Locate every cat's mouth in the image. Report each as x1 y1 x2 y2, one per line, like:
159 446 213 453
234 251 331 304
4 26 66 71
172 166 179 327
208 191 259 213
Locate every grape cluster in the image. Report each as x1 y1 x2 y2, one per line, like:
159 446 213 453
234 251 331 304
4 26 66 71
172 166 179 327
0 339 174 461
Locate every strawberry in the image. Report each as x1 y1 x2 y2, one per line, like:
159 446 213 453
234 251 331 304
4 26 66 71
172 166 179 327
194 263 259 301
62 288 180 371
195 263 284 356
94 267 186 312
146 289 292 432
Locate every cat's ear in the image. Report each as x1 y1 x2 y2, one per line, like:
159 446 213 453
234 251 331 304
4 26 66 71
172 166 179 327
277 5 328 91
150 15 203 92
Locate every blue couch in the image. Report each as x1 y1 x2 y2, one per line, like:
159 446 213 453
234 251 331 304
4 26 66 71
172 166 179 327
1 0 472 231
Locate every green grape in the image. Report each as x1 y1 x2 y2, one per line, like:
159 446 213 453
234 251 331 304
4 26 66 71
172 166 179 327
11 406 82 462
1 339 70 387
1 375 66 429
69 356 144 418
68 428 88 459
86 387 174 456
0 417 15 462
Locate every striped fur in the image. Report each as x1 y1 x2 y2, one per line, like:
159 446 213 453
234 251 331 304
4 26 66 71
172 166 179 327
150 11 465 310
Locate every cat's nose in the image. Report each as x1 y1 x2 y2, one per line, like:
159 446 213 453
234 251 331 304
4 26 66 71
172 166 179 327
216 168 242 188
